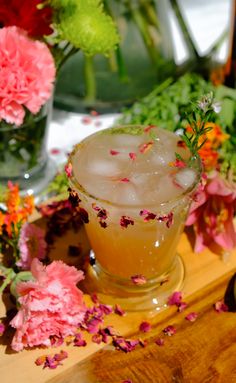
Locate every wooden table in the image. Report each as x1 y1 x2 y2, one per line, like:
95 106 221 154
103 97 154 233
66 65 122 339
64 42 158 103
0 218 236 383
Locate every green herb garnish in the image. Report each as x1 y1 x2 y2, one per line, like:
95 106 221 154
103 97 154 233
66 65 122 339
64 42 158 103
180 92 220 157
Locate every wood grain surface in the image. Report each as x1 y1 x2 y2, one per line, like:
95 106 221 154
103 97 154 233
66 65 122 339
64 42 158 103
49 272 236 383
0 215 236 383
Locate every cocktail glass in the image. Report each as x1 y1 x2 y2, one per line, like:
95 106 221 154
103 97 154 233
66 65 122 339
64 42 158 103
68 125 201 311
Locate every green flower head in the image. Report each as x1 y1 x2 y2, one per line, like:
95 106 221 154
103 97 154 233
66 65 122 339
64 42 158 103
50 0 119 56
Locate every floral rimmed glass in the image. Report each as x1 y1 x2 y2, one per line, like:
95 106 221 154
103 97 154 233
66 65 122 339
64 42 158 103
69 125 202 311
0 101 56 196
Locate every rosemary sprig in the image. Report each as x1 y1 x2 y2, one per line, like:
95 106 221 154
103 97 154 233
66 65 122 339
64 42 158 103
180 92 221 158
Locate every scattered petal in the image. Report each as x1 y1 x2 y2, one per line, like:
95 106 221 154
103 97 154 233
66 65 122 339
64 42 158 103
98 304 113 315
177 302 188 312
139 321 151 333
110 150 120 156
113 337 139 353
185 312 198 322
92 204 108 227
91 333 102 344
103 326 118 337
214 301 229 313
157 212 174 228
139 141 153 154
74 333 87 347
91 293 99 304
44 356 59 369
54 350 68 362
155 338 165 346
170 159 186 168
65 162 73 178
35 355 47 366
90 110 99 116
139 209 156 222
167 291 182 306
131 274 147 285
50 148 61 155
129 152 137 160
81 116 92 125
120 216 134 228
114 304 126 316
163 325 176 336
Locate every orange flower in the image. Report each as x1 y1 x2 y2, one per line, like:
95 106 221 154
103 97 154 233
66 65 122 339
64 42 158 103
0 183 35 237
6 182 20 214
198 146 219 172
202 123 229 149
186 123 228 172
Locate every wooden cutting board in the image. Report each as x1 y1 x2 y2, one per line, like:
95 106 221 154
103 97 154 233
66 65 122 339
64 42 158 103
0 217 236 383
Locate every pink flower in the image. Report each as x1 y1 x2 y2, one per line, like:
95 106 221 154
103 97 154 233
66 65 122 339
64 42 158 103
0 26 56 126
17 222 47 270
186 172 236 252
10 259 86 351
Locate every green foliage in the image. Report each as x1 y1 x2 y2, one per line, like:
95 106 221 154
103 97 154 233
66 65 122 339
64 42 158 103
119 73 236 176
119 74 215 131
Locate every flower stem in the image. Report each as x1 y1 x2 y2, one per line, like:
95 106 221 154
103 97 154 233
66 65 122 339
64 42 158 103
0 267 15 294
128 2 159 66
103 0 129 82
84 55 96 104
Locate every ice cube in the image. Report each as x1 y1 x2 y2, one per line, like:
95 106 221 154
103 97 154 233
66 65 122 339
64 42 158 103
151 150 176 167
174 168 197 190
88 159 122 178
112 181 141 205
112 134 143 149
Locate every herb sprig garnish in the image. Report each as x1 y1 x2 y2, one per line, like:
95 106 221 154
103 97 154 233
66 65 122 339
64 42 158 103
178 92 221 159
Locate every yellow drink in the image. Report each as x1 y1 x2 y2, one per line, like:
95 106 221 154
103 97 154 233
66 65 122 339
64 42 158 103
69 125 201 310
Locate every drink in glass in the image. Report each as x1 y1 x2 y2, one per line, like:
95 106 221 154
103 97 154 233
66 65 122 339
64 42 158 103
68 125 201 310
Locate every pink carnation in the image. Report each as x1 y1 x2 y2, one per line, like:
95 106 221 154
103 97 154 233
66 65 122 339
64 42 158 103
17 222 47 270
0 26 56 126
186 172 236 252
10 259 86 351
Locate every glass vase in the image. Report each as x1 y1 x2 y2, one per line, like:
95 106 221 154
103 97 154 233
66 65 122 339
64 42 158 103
0 101 56 197
54 0 179 113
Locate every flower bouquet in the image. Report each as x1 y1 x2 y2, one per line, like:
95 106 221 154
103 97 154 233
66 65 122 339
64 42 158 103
0 26 56 191
0 0 119 193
